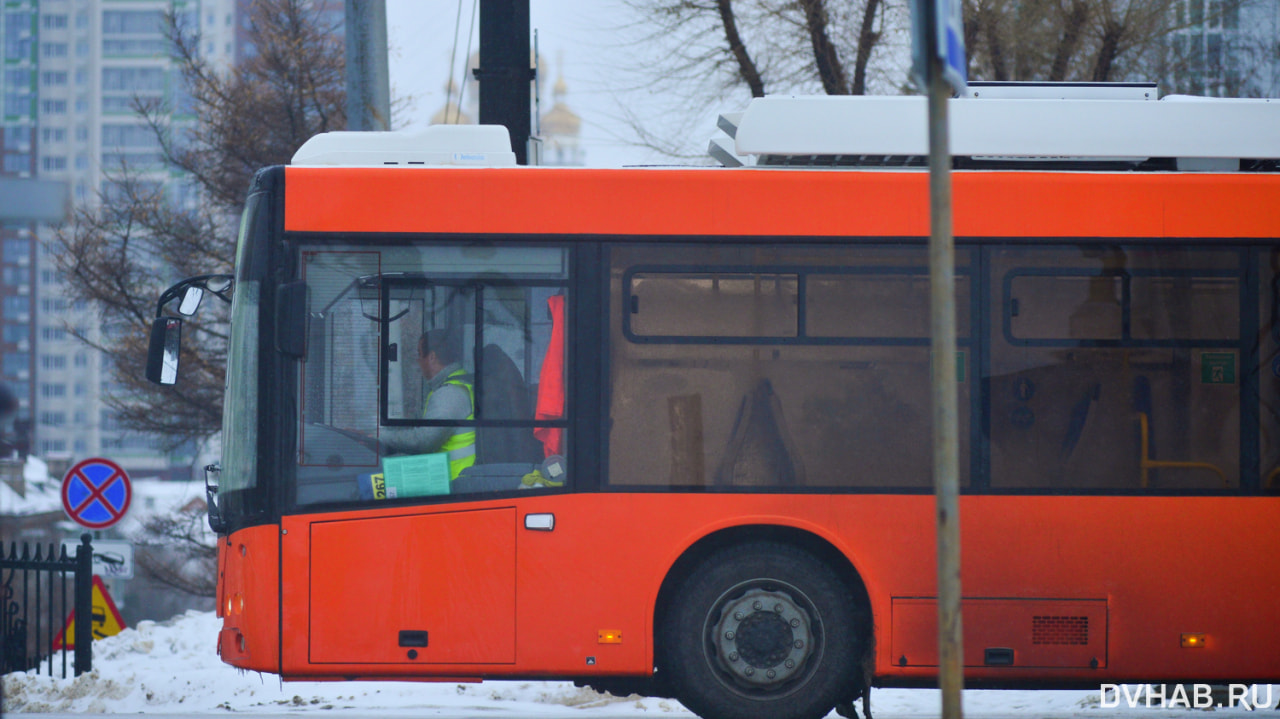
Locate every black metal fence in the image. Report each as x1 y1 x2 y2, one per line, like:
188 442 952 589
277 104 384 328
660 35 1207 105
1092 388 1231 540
1 534 91 677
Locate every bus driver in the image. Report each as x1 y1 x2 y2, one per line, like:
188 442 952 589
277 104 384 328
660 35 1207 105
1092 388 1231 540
380 329 476 479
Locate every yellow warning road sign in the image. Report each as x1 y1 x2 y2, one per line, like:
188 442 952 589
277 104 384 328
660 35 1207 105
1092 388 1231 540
52 576 127 649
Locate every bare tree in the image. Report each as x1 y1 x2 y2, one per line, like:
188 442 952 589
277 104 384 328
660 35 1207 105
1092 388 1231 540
619 0 1267 160
50 0 346 451
962 0 1260 85
135 505 218 597
614 0 910 157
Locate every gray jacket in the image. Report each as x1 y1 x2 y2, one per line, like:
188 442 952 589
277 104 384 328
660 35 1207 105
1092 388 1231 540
380 362 473 454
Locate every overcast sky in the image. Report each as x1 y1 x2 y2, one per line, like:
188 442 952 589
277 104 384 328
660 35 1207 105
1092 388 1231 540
384 1 725 167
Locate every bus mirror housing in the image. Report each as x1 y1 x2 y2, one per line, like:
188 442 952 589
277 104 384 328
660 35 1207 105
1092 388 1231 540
178 286 204 316
146 317 183 385
146 273 234 386
204 462 226 534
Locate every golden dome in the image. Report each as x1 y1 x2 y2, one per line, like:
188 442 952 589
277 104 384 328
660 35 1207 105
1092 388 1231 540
542 102 580 136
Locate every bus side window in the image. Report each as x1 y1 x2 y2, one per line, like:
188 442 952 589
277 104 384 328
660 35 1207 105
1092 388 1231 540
608 243 969 491
989 246 1242 491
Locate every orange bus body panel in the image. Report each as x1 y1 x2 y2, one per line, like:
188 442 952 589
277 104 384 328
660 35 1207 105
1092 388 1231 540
283 167 1280 239
308 508 517 665
218 524 280 673
275 494 1280 683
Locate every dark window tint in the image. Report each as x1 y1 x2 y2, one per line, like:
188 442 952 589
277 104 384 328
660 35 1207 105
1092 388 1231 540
608 243 971 490
989 246 1242 491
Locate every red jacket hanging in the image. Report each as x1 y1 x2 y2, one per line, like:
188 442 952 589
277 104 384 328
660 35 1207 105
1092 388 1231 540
533 294 565 457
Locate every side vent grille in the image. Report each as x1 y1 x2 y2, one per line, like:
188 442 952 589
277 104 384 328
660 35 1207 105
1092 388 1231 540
1032 615 1089 645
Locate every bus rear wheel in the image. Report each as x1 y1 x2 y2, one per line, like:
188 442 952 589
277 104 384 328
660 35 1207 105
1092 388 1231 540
659 542 862 719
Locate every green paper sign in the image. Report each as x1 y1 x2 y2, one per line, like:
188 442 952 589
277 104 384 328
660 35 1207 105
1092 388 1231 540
1200 352 1235 385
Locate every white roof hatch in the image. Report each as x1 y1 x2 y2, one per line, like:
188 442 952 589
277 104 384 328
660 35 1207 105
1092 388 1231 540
292 125 517 167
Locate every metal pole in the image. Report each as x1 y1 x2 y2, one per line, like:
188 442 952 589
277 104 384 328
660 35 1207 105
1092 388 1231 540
344 0 390 131
928 55 965 719
477 0 533 164
73 533 92 676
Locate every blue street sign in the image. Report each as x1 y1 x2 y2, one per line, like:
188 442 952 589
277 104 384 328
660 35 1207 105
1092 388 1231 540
911 0 968 92
61 457 132 530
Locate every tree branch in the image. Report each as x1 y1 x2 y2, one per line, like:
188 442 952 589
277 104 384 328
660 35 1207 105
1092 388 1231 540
798 0 850 94
851 0 883 95
716 0 767 97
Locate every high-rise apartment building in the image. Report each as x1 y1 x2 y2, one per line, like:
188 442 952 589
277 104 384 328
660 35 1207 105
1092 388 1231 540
0 0 235 479
1168 0 1280 96
5 0 346 480
2 1 42 457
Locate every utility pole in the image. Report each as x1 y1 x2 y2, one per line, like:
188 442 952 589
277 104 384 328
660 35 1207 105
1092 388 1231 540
475 0 534 164
344 0 390 131
927 57 964 719
911 0 967 716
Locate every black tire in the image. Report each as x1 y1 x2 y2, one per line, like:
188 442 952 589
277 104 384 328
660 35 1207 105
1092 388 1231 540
658 542 864 719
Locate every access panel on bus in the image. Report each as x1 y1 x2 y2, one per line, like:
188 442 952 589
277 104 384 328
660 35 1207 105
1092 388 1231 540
307 508 516 664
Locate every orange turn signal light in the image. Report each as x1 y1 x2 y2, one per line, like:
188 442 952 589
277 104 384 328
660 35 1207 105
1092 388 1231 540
598 629 623 644
1181 633 1206 648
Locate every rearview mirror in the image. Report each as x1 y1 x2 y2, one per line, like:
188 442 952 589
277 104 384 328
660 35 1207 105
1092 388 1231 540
178 287 204 316
145 317 182 385
206 276 232 294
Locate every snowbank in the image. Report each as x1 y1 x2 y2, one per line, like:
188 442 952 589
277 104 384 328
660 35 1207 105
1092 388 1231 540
1 610 686 715
2 610 1274 716
0 455 62 517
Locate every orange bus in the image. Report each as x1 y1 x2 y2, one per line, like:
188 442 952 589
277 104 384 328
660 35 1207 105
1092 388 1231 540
149 92 1280 719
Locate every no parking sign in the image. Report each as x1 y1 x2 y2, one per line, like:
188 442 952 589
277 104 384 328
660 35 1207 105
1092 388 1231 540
61 457 132 530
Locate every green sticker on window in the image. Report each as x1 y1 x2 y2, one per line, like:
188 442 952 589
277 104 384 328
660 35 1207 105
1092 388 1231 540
1200 352 1235 384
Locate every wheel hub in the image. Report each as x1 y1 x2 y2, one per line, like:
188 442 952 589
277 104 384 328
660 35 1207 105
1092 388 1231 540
711 587 814 688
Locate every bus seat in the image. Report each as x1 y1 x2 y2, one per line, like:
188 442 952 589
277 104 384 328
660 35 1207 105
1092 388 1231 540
1132 375 1154 417
1132 375 1229 488
1061 383 1100 458
476 343 542 464
713 378 806 487
454 463 535 494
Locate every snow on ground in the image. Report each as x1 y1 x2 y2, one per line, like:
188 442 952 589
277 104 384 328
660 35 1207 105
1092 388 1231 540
2 610 1274 716
1 611 680 716
0 456 63 517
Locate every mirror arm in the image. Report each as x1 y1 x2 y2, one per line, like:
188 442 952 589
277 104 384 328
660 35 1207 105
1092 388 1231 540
154 273 236 318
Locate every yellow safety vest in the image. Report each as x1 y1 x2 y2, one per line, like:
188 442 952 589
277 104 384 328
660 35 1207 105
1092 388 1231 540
424 369 475 480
